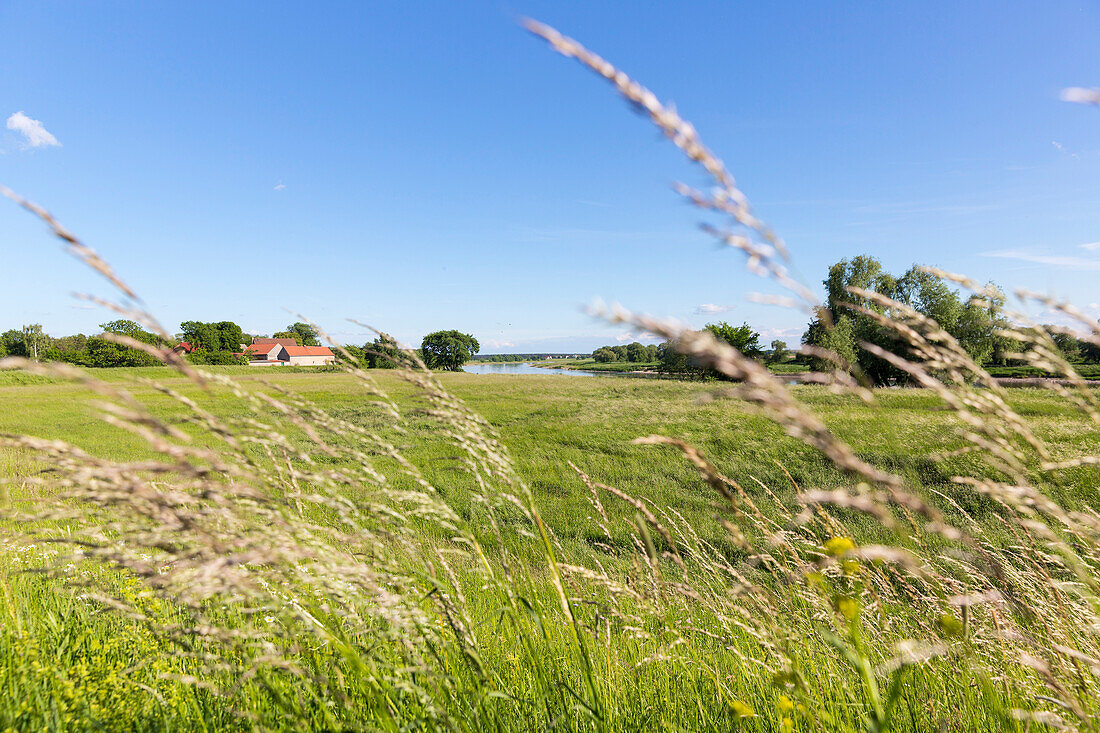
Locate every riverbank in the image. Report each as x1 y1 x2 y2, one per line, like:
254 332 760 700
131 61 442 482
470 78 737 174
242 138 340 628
514 359 1100 388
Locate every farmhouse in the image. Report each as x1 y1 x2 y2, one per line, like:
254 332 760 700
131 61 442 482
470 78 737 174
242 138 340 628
245 337 335 366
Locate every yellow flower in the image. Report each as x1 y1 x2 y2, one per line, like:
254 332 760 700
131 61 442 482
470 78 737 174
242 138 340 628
824 536 856 557
730 699 755 718
836 597 859 621
936 613 964 638
777 695 795 714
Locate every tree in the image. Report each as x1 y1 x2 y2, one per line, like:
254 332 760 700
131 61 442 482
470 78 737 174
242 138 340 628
272 331 302 346
86 320 163 368
768 340 790 364
804 255 1009 385
0 330 26 357
625 342 648 362
21 324 46 360
704 322 763 359
592 347 616 363
656 340 697 377
85 337 160 367
610 345 628 361
180 320 245 352
50 334 87 365
1050 329 1083 363
101 320 160 345
284 322 320 347
365 334 403 369
421 330 479 371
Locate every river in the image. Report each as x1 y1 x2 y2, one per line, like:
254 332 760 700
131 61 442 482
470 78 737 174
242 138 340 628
463 361 809 384
462 362 599 376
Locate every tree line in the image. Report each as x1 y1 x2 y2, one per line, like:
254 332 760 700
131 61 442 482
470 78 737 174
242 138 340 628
800 255 1100 385
0 320 325 368
639 254 1100 385
591 325 792 378
337 330 480 371
0 319 484 373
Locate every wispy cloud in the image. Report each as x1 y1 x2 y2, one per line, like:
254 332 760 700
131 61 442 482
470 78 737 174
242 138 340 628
850 200 1000 217
1079 242 1100 251
759 327 803 340
694 303 735 315
1062 87 1100 107
615 331 659 343
483 339 514 349
981 249 1100 270
273 182 286 191
1052 140 1079 159
6 111 60 148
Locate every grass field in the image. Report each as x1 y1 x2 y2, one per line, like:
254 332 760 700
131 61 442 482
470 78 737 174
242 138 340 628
533 358 812 376
2 365 1099 731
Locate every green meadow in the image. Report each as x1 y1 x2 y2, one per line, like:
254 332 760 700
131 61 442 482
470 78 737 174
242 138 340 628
1 367 1098 730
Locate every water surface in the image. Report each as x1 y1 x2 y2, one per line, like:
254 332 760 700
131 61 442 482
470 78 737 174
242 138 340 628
463 362 596 376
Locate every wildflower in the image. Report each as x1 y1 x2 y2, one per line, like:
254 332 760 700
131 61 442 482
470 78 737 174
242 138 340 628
936 613 964 638
777 695 794 714
824 536 856 557
730 699 755 718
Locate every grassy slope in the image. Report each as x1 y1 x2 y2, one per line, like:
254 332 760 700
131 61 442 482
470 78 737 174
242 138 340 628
1 367 1098 730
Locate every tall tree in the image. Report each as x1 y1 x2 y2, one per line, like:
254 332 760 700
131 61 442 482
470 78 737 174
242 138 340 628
421 330 479 371
284 322 320 347
180 321 245 352
592 347 617 363
705 322 763 359
804 255 1008 384
101 320 160 345
21 324 46 360
365 333 402 369
1 330 26 357
625 342 648 362
768 340 790 364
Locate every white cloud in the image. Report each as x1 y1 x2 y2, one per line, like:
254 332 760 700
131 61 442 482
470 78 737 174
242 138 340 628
273 182 286 191
1062 87 1100 107
6 111 60 148
615 331 659 343
1079 242 1100 251
981 249 1100 270
694 303 736 315
1052 141 1065 151
483 339 514 350
759 327 803 340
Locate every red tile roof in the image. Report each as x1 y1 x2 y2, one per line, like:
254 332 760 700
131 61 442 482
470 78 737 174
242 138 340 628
283 345 334 357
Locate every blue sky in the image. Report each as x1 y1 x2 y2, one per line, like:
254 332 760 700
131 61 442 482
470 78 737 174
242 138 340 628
2 1 1098 352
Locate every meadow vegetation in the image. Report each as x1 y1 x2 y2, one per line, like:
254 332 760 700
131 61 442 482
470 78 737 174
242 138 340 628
2 369 1099 730
2 18 1100 733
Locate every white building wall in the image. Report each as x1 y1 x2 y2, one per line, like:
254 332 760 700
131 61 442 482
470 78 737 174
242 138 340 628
287 354 335 366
